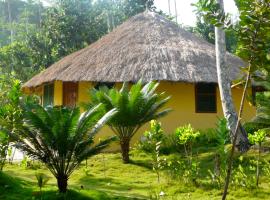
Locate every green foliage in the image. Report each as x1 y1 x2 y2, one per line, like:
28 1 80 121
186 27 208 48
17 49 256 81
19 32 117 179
198 118 229 147
176 124 200 146
0 42 37 82
2 150 270 199
243 122 265 135
0 130 8 171
0 73 25 170
0 0 156 81
248 129 268 187
35 172 50 192
0 0 44 46
215 118 229 142
139 120 165 153
175 124 200 159
165 157 200 186
248 129 267 145
252 90 270 130
194 0 270 73
191 0 238 53
231 156 256 189
174 124 200 182
11 104 117 193
88 81 171 163
142 120 166 183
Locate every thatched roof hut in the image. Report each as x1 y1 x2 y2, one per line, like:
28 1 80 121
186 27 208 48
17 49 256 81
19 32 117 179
23 11 244 89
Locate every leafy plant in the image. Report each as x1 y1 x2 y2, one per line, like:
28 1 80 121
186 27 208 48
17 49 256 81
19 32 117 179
165 157 200 186
139 120 164 152
175 124 200 164
231 156 256 189
35 172 50 193
0 75 24 171
88 81 171 163
144 120 165 183
248 129 268 187
0 130 8 171
11 104 117 193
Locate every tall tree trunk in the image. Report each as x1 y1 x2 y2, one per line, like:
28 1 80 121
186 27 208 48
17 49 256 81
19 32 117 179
174 0 178 23
7 0 13 44
215 0 249 152
120 137 130 164
168 0 171 15
57 175 68 193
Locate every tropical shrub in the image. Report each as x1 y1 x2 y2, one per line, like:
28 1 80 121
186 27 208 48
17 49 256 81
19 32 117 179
138 120 165 153
197 118 229 146
252 90 270 129
0 130 8 171
0 75 23 170
11 104 116 193
143 120 165 182
243 122 265 135
35 172 50 193
161 133 183 154
165 156 200 186
248 129 268 186
88 81 171 163
175 124 200 162
138 129 181 155
231 156 256 189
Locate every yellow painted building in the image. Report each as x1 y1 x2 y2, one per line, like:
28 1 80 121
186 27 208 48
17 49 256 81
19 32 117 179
22 12 256 145
23 80 256 145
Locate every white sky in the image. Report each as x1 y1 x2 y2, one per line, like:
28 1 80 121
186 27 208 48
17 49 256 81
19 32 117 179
41 0 239 27
154 0 239 26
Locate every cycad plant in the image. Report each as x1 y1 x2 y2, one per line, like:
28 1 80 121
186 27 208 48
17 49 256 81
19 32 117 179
88 81 171 163
11 104 116 193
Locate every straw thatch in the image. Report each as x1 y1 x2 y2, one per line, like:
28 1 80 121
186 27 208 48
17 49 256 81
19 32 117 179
23 11 245 88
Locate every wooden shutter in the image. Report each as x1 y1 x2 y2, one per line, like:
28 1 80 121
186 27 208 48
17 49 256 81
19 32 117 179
63 82 78 108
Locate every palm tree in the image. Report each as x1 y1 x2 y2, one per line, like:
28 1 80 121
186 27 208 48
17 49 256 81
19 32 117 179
88 81 171 163
11 104 116 193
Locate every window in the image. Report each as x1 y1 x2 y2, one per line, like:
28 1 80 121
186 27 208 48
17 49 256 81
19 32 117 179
94 82 114 90
195 83 217 113
252 86 266 105
63 82 78 107
43 83 54 107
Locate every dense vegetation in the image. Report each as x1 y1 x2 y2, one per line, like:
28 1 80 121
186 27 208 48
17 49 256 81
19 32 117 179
1 0 270 199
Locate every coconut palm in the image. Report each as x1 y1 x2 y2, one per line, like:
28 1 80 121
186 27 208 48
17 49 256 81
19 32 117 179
88 81 171 163
11 104 116 193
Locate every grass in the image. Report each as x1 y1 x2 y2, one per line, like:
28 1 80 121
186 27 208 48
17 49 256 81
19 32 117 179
1 147 270 200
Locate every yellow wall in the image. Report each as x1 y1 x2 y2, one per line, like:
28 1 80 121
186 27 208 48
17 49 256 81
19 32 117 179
38 81 256 148
78 82 92 104
54 81 63 106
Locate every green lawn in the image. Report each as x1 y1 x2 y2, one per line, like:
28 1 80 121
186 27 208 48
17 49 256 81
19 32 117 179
1 149 270 200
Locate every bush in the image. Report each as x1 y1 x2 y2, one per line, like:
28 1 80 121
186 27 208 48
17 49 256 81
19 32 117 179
175 124 200 160
197 128 219 146
138 130 182 155
197 118 230 147
243 122 266 135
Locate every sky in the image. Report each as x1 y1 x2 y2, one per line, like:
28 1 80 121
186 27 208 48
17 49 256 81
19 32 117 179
41 0 239 27
154 0 239 26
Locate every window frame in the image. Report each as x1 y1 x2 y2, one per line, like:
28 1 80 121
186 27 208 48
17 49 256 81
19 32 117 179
43 83 54 107
195 83 217 113
94 82 115 90
63 82 78 108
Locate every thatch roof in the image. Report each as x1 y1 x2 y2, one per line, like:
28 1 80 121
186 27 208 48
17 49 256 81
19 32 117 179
23 11 245 88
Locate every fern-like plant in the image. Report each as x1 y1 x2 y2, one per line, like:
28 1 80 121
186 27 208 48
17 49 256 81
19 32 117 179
87 81 171 163
35 172 50 193
11 104 116 193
